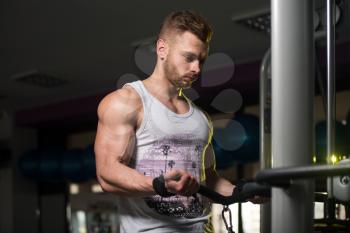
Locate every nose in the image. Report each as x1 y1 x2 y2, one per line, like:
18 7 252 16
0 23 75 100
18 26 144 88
191 60 200 75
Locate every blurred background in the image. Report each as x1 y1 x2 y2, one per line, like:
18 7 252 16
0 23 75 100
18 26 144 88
1 0 350 232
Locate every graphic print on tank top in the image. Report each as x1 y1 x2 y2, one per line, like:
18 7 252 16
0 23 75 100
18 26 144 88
135 133 206 218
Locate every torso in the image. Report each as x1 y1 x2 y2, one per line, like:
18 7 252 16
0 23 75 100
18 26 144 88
118 80 212 229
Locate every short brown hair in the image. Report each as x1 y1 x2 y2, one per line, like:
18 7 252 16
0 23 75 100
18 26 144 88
159 10 213 45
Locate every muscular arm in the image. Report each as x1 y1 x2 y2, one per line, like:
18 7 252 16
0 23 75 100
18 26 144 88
204 144 269 204
94 87 155 197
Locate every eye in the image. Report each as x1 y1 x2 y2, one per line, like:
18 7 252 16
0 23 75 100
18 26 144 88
184 54 196 63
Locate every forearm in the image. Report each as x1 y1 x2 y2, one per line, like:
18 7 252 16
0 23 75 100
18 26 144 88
97 162 155 197
205 168 235 197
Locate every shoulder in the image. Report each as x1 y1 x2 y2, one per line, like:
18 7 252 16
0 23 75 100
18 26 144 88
97 86 142 124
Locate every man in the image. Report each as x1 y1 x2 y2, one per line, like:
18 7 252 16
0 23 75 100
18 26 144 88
95 10 259 233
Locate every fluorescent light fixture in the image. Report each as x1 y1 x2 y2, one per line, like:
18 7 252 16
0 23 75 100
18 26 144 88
11 70 67 88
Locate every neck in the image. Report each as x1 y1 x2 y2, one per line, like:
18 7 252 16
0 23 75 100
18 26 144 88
145 66 182 101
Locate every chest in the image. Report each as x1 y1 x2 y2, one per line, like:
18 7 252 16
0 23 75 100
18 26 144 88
148 103 209 142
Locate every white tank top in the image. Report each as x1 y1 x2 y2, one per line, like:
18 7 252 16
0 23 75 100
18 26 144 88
117 81 213 233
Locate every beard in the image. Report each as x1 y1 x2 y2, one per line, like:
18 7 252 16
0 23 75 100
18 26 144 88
164 59 195 89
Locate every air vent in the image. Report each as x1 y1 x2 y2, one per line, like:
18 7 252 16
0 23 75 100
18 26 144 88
232 3 342 36
11 70 68 88
232 9 271 35
237 13 271 34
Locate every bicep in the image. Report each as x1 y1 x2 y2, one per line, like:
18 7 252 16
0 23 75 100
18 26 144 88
94 93 138 173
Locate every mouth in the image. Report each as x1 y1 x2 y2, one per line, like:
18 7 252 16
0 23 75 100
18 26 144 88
183 75 197 82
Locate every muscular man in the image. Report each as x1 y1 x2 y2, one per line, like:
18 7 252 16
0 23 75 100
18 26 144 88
95 10 255 233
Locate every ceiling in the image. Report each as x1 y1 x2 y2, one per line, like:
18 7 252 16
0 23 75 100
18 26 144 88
1 0 350 128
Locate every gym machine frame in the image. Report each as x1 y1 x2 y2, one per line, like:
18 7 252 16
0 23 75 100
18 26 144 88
196 1 347 233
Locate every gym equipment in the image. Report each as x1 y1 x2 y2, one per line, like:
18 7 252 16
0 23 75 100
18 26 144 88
315 120 350 164
19 145 96 182
262 0 346 232
62 149 86 182
332 159 350 202
19 149 63 182
207 163 350 233
83 144 97 179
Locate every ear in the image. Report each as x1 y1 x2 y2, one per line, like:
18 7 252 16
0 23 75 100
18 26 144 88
156 38 168 60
